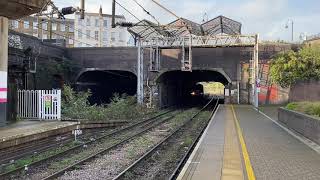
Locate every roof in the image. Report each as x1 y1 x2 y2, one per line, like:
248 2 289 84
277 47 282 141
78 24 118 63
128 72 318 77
129 15 242 39
202 16 241 35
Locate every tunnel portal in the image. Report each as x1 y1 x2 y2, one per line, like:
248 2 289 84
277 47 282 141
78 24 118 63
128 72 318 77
76 70 137 105
156 70 229 107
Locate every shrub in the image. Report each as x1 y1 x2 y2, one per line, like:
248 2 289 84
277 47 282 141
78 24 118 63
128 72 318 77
61 85 154 121
270 46 320 88
286 102 320 118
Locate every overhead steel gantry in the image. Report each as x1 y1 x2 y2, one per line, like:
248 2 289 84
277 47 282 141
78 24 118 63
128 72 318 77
129 16 259 108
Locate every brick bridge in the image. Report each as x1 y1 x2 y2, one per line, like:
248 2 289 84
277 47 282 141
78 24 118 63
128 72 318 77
8 31 295 115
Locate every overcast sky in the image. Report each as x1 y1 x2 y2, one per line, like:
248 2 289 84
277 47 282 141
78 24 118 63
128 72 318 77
53 0 320 41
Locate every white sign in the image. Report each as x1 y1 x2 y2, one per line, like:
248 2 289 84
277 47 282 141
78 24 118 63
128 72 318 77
72 127 83 141
0 71 7 88
225 89 229 96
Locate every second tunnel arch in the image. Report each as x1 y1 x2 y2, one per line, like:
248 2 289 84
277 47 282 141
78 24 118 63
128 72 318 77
154 69 232 107
75 69 137 105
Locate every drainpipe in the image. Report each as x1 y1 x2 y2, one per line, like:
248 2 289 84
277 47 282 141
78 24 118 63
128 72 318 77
0 16 8 125
146 78 152 108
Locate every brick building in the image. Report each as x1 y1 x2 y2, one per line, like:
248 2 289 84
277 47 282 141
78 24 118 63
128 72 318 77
9 16 75 48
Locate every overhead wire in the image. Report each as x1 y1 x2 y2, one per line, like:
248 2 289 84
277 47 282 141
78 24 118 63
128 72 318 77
115 0 141 22
32 1 109 47
40 14 107 47
131 0 160 25
150 0 179 19
15 20 95 47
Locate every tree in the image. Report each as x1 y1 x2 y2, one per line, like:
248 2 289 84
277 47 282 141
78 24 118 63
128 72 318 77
270 46 320 88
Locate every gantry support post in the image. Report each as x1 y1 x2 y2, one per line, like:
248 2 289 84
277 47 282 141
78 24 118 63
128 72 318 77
137 38 144 104
253 34 259 108
0 16 8 125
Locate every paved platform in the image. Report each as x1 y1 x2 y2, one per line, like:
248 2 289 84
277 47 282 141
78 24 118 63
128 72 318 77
178 105 320 180
0 120 78 149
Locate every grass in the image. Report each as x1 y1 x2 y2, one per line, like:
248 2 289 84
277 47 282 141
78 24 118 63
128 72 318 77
286 102 320 119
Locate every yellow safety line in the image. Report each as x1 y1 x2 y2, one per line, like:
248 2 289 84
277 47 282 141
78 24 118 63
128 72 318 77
231 105 256 180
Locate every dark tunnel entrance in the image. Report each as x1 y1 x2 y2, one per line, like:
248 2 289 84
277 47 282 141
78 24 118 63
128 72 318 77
156 70 230 107
76 70 137 105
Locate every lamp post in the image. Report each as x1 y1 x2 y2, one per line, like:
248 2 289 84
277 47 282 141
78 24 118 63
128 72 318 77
285 19 294 42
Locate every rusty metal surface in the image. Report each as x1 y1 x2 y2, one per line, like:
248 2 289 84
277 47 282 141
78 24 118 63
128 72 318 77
0 0 47 19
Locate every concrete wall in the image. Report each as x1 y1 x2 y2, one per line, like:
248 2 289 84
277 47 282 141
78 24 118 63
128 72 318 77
278 107 320 145
289 80 320 102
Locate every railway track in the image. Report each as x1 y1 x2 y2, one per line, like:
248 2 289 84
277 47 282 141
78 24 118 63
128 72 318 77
0 110 175 179
0 127 115 166
113 98 219 180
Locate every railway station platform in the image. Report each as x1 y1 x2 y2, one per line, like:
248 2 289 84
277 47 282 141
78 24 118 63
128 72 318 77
177 105 320 180
0 120 78 149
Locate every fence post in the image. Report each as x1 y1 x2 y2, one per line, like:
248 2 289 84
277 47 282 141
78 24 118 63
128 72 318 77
57 90 61 120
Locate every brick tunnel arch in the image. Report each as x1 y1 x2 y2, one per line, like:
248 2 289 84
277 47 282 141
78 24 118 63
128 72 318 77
76 70 137 105
155 69 231 107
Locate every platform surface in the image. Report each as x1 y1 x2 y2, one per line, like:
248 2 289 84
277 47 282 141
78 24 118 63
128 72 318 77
178 105 320 180
0 120 77 141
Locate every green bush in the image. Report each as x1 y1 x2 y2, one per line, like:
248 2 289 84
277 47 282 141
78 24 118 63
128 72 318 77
270 46 320 88
286 102 320 118
61 85 154 121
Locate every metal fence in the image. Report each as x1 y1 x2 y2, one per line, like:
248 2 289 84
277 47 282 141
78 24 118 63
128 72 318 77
17 90 61 120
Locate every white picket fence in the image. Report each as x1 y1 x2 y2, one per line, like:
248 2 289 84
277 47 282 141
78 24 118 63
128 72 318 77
17 90 61 120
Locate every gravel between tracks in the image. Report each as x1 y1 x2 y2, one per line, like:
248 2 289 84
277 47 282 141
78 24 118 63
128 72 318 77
59 122 172 180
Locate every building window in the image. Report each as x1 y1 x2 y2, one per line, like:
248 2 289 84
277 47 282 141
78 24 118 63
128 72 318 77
69 38 73 44
94 31 99 40
52 23 57 31
103 20 108 27
111 32 116 41
95 19 99 27
78 29 82 39
69 24 74 32
24 21 30 29
103 31 108 41
42 23 47 30
78 18 83 26
60 23 65 31
14 20 19 29
119 32 125 42
12 20 19 29
86 18 90 26
86 30 91 39
33 21 38 29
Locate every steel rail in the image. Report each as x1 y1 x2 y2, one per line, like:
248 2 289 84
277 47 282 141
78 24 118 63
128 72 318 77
41 114 176 180
113 97 216 180
0 109 174 178
0 128 113 165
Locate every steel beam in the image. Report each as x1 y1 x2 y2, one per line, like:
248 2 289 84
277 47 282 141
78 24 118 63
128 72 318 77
137 38 144 104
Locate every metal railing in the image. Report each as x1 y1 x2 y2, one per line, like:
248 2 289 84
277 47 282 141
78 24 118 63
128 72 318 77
17 89 61 120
